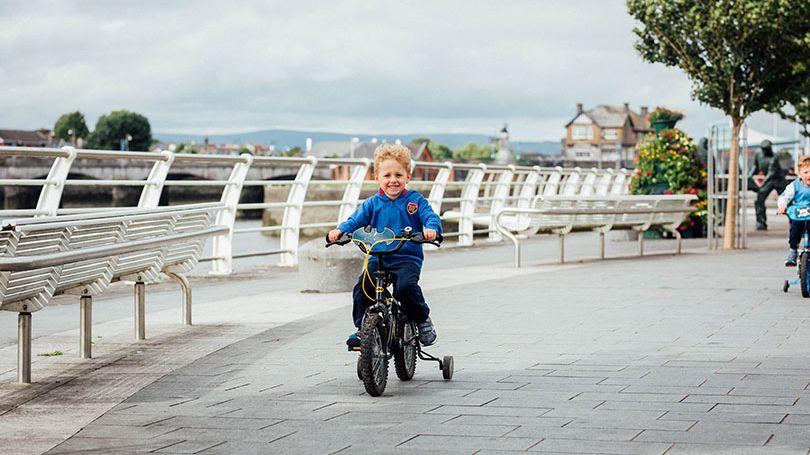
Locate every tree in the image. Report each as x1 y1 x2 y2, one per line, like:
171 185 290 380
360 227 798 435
452 142 493 162
627 0 810 249
408 137 453 160
53 111 89 144
87 110 152 151
770 81 810 138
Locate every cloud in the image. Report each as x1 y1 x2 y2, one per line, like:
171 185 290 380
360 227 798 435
0 0 800 141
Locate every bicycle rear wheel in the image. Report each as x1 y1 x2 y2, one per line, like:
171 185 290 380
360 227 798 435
358 313 388 396
394 321 417 381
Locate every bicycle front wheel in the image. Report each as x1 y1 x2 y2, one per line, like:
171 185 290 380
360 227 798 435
801 252 810 298
358 313 388 396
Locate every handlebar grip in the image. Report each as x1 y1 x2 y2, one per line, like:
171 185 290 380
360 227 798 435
325 231 352 247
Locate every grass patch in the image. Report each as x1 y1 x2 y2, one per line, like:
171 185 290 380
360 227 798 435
37 350 63 357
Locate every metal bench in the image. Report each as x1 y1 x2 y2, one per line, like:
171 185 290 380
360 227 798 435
494 194 697 267
0 202 227 383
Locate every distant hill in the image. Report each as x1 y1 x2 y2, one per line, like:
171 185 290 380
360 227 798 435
155 129 561 155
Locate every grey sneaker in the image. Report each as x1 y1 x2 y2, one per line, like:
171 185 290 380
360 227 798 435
786 249 798 267
417 318 437 346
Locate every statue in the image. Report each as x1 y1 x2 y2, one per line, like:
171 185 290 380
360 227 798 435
749 139 788 230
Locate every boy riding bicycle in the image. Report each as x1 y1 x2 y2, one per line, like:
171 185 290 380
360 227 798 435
777 156 810 266
327 144 442 349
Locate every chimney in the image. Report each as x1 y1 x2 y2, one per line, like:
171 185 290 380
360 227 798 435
623 102 630 113
305 137 312 152
640 106 648 119
576 103 583 114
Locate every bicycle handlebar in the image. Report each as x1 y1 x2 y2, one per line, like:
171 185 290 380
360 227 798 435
324 228 443 250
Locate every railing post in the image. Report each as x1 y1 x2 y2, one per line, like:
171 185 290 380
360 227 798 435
211 154 253 275
18 312 31 384
35 146 76 216
514 167 541 231
427 163 452 214
80 295 92 358
137 150 175 208
279 156 316 267
337 158 370 223
134 281 145 340
488 166 515 242
458 164 486 246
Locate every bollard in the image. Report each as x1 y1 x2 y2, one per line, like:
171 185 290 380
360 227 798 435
135 281 145 340
80 295 92 359
18 312 31 384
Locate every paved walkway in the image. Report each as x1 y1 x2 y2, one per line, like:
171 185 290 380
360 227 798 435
4 222 810 454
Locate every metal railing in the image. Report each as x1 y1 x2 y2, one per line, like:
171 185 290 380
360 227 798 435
0 145 631 273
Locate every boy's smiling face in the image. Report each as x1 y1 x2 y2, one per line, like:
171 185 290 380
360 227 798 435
800 165 810 186
376 158 410 199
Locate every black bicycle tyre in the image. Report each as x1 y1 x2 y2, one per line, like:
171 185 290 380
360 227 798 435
801 253 810 298
394 321 417 381
358 313 388 396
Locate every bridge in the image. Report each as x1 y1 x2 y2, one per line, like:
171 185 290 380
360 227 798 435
1 146 808 454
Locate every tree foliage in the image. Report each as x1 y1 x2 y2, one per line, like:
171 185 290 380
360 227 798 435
408 137 453 161
452 142 493 162
53 111 89 142
627 0 810 248
87 110 152 151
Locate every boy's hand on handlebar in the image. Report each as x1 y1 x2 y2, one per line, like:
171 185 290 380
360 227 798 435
327 229 342 243
777 206 786 215
423 228 437 242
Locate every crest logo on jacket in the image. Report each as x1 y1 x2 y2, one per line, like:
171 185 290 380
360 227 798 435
406 202 418 215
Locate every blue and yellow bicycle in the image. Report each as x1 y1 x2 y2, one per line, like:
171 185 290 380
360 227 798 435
326 226 454 396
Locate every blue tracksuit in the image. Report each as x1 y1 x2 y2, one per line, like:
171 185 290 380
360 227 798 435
338 189 442 328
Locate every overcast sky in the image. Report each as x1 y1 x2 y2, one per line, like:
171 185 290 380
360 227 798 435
0 0 801 142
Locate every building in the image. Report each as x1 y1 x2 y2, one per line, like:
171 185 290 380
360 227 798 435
563 103 651 167
0 129 54 147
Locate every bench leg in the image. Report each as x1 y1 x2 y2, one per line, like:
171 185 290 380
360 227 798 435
559 234 565 264
599 232 605 259
18 312 31 384
80 295 92 359
166 272 192 325
638 231 644 256
135 281 146 340
673 229 683 254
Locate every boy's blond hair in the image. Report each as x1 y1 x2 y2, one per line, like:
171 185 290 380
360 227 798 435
373 144 412 176
798 156 810 172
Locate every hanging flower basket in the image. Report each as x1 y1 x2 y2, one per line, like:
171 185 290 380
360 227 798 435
651 119 678 133
647 107 684 133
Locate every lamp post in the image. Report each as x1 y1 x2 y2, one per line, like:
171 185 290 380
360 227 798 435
120 134 133 151
350 137 359 158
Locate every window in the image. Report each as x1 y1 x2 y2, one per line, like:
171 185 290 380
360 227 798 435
572 126 593 140
575 151 591 158
603 129 617 140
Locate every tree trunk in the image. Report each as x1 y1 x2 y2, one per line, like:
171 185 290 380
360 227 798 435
723 117 743 249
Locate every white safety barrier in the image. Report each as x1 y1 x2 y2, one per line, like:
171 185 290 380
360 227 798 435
0 202 227 383
494 194 697 267
1 146 634 272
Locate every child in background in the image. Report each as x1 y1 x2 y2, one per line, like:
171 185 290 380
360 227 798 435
777 156 810 266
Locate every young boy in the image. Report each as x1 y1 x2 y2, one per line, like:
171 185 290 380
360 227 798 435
327 144 442 348
777 156 810 266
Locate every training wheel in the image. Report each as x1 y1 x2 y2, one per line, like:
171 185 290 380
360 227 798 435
783 280 790 293
441 355 454 380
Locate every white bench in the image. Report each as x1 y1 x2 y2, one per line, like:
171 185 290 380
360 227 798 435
0 202 227 383
443 167 631 244
494 195 697 267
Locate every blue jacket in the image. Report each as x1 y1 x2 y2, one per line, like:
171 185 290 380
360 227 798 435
338 189 443 267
